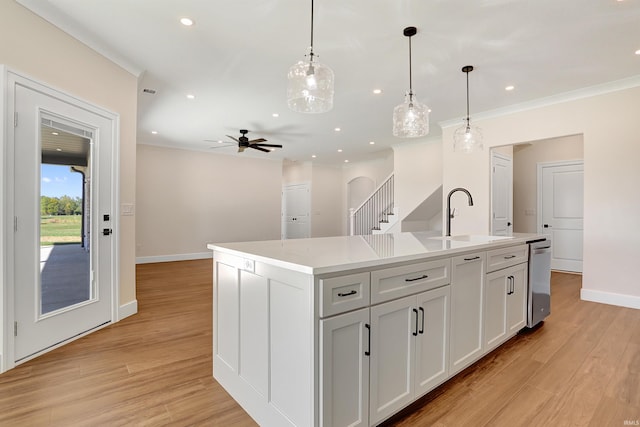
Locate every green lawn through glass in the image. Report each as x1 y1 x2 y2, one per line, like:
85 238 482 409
41 215 82 245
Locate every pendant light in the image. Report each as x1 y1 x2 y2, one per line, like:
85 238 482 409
393 26 429 138
287 0 334 113
453 65 483 152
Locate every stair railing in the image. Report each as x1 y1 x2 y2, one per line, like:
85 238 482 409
349 173 394 235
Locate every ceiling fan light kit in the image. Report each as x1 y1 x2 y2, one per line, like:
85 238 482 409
393 26 430 138
287 0 335 113
453 65 484 153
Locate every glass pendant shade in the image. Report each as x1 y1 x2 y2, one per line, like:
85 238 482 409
287 54 334 113
453 120 484 153
393 92 429 137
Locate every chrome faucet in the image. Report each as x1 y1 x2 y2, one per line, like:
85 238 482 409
446 187 474 237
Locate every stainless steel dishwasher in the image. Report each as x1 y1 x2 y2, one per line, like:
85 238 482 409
527 238 552 327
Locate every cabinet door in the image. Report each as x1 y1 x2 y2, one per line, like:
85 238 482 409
484 263 528 352
320 308 370 427
449 252 486 375
415 286 450 397
506 263 527 335
484 269 508 352
370 295 416 425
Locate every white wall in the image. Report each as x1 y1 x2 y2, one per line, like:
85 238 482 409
511 135 584 233
136 145 282 261
443 82 640 308
391 139 443 233
311 165 343 237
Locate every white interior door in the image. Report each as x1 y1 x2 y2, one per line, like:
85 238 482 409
491 152 513 236
13 82 114 363
538 161 584 272
282 183 310 239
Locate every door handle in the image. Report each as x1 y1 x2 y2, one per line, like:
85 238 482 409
419 307 425 334
412 308 419 336
102 228 112 236
543 224 551 228
507 222 512 227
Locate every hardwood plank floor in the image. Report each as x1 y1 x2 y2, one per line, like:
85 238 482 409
0 262 638 426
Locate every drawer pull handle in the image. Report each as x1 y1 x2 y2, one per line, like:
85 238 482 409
503 255 516 259
464 256 480 261
365 324 371 356
405 274 428 282
337 290 357 297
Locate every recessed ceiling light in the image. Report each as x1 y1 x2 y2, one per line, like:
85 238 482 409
186 93 195 99
334 127 341 132
217 140 223 143
151 131 158 135
51 132 59 136
272 113 279 117
505 85 515 91
635 49 640 55
56 148 62 152
180 17 194 26
369 141 375 145
373 89 383 95
337 149 343 152
312 154 317 158
428 109 432 113
344 160 349 163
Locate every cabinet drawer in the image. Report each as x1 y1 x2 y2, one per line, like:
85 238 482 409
486 244 528 272
319 272 370 317
371 259 450 304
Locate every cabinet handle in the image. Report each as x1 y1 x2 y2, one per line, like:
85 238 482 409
507 276 514 295
405 274 428 282
419 307 425 334
365 324 371 356
463 256 480 261
337 290 357 297
503 255 516 259
412 308 419 336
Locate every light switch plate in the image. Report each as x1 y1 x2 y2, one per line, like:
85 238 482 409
242 258 255 273
121 203 135 216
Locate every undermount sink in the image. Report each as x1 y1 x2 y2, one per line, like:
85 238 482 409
432 235 515 242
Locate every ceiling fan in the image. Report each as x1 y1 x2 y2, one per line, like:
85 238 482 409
209 129 283 153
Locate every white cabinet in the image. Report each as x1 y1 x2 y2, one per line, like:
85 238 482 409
320 308 370 427
449 252 486 375
484 263 527 352
369 286 450 425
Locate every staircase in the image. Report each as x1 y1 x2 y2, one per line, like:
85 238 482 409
349 173 398 235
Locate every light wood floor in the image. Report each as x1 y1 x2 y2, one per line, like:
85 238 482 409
1 261 638 426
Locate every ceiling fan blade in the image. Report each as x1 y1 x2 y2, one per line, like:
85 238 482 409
209 144 235 149
226 135 240 143
255 143 283 148
251 146 270 153
248 138 267 143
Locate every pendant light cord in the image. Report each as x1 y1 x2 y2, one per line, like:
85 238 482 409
408 35 413 99
466 70 470 125
309 0 315 62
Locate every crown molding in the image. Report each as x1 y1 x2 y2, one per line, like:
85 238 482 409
17 0 143 77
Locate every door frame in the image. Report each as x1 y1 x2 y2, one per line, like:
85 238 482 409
1 68 120 373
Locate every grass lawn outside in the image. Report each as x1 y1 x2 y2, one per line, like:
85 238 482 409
41 215 82 245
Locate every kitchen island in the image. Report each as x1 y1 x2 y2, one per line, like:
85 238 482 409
208 232 542 427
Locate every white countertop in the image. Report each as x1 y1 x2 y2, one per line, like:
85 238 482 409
208 232 545 275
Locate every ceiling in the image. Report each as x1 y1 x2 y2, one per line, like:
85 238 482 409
18 0 640 165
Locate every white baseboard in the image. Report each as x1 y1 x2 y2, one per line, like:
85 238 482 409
581 288 640 310
119 300 138 320
135 252 212 264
